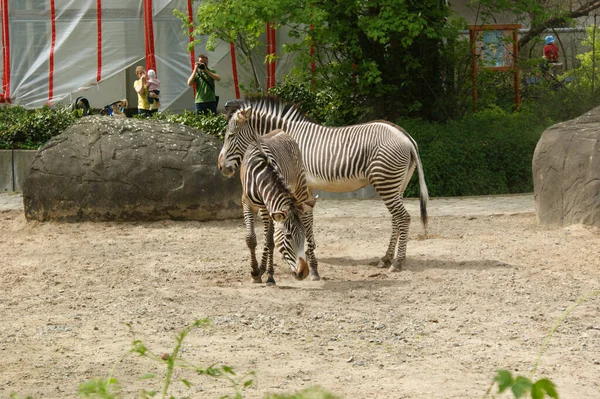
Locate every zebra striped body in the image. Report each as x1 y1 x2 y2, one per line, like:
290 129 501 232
219 96 428 272
239 129 317 284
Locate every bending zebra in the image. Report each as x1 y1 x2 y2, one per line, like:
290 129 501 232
219 96 428 275
239 126 317 285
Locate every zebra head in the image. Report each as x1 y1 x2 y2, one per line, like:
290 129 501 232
273 200 316 281
218 105 257 178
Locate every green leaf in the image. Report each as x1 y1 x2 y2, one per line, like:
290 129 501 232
494 370 514 393
512 376 533 398
181 378 192 388
532 378 559 399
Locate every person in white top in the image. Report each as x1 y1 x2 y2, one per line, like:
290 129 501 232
146 69 161 111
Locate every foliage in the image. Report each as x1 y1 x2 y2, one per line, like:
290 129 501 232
78 319 255 399
483 290 600 399
268 78 360 126
179 0 457 121
148 110 228 140
288 0 455 121
490 371 558 399
0 105 78 150
563 25 600 99
73 318 342 399
174 0 294 91
472 0 600 48
402 106 549 197
0 99 557 198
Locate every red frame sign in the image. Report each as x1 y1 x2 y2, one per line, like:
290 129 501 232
469 24 521 110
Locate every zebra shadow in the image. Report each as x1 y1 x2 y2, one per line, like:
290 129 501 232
319 256 513 272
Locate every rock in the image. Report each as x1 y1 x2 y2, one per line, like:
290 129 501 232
532 107 600 228
23 116 242 222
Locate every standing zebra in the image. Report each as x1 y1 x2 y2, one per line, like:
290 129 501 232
218 96 428 275
239 126 317 285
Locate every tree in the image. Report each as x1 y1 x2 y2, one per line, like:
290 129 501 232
284 0 454 121
178 0 455 121
473 0 600 48
174 0 286 91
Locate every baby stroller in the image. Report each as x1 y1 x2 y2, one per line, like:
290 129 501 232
72 96 91 116
100 99 128 118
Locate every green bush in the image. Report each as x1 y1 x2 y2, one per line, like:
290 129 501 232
402 106 550 197
0 105 78 150
268 78 361 126
149 110 228 140
0 101 549 198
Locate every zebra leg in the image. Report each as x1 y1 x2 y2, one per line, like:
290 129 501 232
243 203 262 283
375 191 410 271
258 209 276 286
301 209 320 281
389 200 411 271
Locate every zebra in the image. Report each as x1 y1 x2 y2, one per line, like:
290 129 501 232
218 96 428 275
239 127 317 285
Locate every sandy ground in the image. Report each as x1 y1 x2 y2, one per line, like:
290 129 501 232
1 193 599 398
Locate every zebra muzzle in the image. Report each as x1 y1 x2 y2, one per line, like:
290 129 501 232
294 256 309 281
217 154 236 177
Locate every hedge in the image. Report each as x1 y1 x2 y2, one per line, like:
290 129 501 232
401 107 550 197
0 104 550 197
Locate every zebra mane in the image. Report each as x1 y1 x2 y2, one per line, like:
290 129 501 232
226 94 311 125
250 140 296 212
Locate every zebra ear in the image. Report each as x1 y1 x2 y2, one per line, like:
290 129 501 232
302 195 318 212
234 107 252 124
271 210 288 222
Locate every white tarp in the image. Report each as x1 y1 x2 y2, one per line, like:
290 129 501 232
0 0 290 112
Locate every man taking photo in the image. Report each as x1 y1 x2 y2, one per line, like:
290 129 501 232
187 54 221 114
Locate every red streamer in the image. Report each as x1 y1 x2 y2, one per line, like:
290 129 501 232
1 0 11 103
48 0 56 104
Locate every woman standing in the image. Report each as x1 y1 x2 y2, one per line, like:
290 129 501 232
134 66 151 117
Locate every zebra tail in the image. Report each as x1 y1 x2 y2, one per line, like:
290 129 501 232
414 148 429 232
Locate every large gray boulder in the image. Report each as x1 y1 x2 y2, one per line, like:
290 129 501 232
23 116 242 222
532 107 600 228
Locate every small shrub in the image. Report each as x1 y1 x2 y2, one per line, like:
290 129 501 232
0 104 78 150
268 77 361 126
150 110 228 140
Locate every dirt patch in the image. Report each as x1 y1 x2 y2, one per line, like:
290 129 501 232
1 205 599 398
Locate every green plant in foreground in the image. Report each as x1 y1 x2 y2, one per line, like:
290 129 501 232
78 319 254 399
483 289 600 399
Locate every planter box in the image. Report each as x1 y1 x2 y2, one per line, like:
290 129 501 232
0 149 37 192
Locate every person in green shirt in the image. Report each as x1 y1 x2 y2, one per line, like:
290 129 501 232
187 54 221 114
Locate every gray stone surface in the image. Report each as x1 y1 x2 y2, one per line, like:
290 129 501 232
532 107 600 228
23 116 242 222
13 150 36 192
0 150 12 192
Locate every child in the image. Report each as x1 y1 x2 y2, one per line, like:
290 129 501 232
146 69 161 111
543 35 559 63
110 99 128 118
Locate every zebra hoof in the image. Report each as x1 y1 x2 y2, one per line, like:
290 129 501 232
251 276 262 283
310 274 320 281
266 280 276 286
388 264 402 272
389 259 404 272
377 259 391 268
